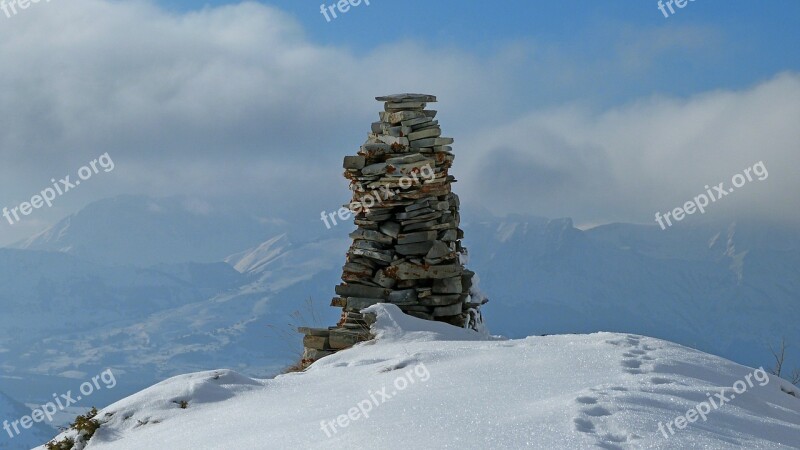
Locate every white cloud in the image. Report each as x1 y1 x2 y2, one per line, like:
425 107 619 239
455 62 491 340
458 73 800 225
0 0 795 245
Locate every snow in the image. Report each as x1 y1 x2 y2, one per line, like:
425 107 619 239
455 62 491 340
4 198 799 416
37 305 800 449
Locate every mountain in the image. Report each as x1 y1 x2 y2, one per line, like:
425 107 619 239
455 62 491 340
0 247 250 412
13 195 279 267
0 248 246 351
463 215 800 369
0 232 347 413
0 390 54 450
2 196 798 430
34 305 800 450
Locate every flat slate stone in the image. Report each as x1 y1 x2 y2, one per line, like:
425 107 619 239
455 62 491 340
395 208 435 220
377 135 409 147
401 117 434 128
386 153 429 165
379 221 401 238
361 143 390 152
385 110 426 125
364 212 393 222
297 327 332 337
439 229 458 241
418 294 461 306
406 198 436 211
407 128 441 141
350 229 393 244
382 125 413 137
432 302 462 317
351 248 394 263
362 162 388 176
345 297 385 311
410 137 454 148
352 240 387 251
433 276 462 294
388 289 418 304
344 155 366 170
426 240 452 259
385 101 426 111
376 93 437 103
410 120 439 131
397 230 438 244
396 241 434 256
303 335 330 350
401 219 441 232
373 269 397 288
400 212 443 225
390 262 463 280
329 330 370 349
387 160 435 178
335 284 389 299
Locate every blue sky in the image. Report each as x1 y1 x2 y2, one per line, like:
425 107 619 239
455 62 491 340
0 0 798 244
155 0 800 103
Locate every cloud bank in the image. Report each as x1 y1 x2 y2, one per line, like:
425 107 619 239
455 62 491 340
0 0 797 244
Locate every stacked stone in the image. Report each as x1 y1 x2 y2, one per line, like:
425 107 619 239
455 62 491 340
299 93 487 368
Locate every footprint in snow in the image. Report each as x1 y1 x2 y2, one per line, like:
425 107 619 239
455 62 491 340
572 389 637 448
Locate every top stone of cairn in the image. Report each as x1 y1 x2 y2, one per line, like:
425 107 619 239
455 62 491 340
375 93 437 103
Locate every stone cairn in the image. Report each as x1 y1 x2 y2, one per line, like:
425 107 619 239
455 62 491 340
298 93 487 368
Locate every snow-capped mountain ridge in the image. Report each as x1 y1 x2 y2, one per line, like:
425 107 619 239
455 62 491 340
1 196 798 434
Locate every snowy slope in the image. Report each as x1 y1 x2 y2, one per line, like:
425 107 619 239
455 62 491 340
37 305 800 450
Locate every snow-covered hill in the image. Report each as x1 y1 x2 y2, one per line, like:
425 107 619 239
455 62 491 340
36 305 800 449
3 196 799 436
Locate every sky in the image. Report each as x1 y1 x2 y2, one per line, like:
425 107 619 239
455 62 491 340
0 0 798 245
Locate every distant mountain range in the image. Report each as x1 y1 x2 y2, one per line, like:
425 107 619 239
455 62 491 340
1 195 797 425
465 216 800 368
0 389 53 449
15 195 278 267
